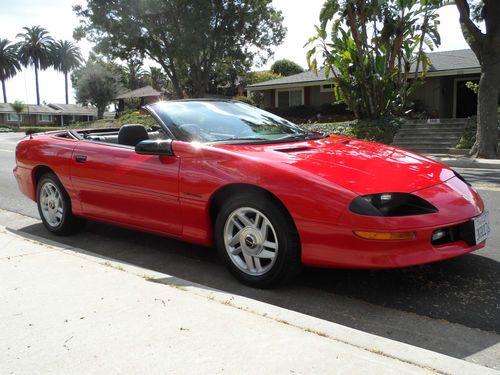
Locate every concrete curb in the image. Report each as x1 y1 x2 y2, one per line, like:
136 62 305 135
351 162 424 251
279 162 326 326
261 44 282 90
3 226 498 375
427 156 500 170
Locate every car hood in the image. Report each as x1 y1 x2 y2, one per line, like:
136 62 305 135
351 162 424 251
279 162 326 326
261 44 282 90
215 135 455 196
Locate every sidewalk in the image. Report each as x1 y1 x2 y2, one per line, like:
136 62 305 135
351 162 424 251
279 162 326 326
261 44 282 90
1 226 498 375
427 154 500 170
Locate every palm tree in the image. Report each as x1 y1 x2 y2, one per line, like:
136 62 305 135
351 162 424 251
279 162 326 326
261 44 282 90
17 26 54 105
147 67 168 91
0 39 21 103
52 40 82 104
125 59 147 90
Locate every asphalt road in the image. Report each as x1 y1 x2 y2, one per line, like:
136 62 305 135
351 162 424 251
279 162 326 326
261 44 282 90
1 132 499 369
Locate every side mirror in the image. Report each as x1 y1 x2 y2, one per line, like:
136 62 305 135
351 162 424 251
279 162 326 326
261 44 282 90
135 139 174 156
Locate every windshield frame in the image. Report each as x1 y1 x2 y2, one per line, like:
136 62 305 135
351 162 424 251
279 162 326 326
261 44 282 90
144 99 322 145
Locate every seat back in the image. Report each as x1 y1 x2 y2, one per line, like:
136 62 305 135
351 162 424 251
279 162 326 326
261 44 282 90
118 124 149 146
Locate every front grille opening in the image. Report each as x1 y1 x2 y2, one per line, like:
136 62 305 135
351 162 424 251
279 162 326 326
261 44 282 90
432 221 475 246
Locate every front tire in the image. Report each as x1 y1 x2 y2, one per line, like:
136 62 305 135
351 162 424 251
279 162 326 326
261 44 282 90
215 193 301 288
36 172 83 235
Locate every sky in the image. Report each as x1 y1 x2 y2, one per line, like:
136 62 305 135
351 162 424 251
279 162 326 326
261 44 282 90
0 0 471 105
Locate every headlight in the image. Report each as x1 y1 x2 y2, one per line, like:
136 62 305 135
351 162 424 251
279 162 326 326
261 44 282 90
349 193 438 217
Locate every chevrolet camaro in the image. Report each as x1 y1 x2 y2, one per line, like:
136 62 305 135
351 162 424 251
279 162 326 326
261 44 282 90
14 100 490 287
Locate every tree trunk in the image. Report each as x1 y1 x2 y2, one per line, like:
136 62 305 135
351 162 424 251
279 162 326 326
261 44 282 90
64 72 69 104
471 66 500 158
1 80 6 103
97 106 105 120
34 65 40 105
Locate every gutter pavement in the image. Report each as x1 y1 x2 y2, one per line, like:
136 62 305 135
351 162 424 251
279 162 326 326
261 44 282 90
1 222 498 374
426 155 500 170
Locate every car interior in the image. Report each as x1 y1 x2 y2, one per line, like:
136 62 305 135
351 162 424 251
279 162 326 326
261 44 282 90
61 124 168 147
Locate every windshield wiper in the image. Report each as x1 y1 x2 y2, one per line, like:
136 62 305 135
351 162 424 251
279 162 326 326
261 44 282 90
209 137 269 143
277 133 327 141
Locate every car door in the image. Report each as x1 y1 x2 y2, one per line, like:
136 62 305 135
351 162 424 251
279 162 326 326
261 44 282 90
69 140 181 236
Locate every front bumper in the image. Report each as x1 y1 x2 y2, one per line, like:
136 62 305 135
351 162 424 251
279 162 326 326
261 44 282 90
299 177 487 268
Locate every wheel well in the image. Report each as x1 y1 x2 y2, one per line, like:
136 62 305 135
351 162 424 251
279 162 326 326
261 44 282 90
33 165 55 185
209 183 295 229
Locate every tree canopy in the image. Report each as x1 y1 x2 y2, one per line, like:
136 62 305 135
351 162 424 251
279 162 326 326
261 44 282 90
74 0 286 98
52 40 82 104
73 61 123 118
16 26 54 105
307 0 442 119
271 59 304 76
0 39 21 103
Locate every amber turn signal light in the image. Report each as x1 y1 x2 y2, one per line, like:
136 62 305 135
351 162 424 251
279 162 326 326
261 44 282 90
353 231 416 240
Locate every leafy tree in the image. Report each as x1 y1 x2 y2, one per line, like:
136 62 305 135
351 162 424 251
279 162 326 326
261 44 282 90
307 0 442 119
455 0 500 158
247 70 281 85
146 67 169 91
73 61 123 119
73 0 286 98
16 26 54 105
271 59 304 76
52 40 82 104
0 39 21 103
10 100 25 127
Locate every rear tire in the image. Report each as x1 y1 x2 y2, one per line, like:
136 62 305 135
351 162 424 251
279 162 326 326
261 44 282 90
36 172 83 235
215 193 301 288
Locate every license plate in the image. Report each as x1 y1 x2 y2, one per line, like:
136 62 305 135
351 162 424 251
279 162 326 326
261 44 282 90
473 211 490 245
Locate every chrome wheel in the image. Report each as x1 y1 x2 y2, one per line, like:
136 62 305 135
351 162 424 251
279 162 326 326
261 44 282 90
223 207 278 276
39 181 64 228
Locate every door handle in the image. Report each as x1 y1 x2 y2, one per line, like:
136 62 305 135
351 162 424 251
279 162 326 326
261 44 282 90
74 154 87 163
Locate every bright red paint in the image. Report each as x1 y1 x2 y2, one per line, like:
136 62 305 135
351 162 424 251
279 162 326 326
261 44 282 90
14 131 486 268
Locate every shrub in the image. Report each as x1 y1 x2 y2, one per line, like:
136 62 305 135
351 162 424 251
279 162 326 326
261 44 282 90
456 115 500 149
318 102 350 115
272 105 318 118
299 121 355 137
23 127 66 135
299 117 400 144
118 110 156 127
233 96 255 105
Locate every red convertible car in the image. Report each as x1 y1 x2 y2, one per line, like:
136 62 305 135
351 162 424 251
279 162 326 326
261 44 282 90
14 100 490 287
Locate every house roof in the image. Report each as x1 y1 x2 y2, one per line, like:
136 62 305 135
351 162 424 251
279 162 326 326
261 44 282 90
0 103 99 116
0 103 59 115
248 49 480 89
49 103 97 116
114 85 161 100
425 49 479 72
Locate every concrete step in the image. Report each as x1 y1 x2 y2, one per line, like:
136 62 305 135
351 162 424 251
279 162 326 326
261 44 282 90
394 135 461 141
398 126 466 131
402 119 468 125
395 141 459 147
396 146 456 153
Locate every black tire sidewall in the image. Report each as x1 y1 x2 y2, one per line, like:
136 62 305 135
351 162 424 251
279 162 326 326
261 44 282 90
215 193 301 288
36 173 73 235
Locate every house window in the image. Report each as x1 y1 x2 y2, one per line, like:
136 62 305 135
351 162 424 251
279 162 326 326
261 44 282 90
320 84 335 92
7 113 21 122
38 114 52 122
276 89 303 108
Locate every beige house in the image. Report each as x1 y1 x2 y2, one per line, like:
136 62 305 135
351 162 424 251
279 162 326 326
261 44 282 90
247 49 481 119
0 103 98 126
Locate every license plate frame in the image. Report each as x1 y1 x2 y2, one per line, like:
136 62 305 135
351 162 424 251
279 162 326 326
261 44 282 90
473 211 490 245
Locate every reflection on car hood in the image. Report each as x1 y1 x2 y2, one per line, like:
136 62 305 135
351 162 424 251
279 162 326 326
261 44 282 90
215 135 455 195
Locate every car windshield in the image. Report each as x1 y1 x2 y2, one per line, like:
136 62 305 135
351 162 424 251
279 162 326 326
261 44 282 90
149 100 318 143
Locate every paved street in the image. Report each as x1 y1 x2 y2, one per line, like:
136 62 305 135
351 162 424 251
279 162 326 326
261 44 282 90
0 132 499 369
